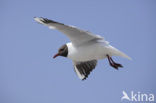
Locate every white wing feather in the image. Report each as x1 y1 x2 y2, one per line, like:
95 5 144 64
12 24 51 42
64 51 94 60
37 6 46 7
34 17 103 46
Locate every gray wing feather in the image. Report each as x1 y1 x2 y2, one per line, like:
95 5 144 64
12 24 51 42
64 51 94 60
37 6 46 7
73 60 97 80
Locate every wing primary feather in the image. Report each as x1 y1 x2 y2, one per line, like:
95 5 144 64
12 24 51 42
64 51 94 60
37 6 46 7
34 17 105 46
73 60 97 80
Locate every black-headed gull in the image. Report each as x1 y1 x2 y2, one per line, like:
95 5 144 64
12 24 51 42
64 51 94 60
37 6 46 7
34 17 131 80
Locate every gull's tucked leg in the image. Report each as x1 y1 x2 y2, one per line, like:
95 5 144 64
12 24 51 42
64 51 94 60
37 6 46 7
109 57 123 68
106 55 123 69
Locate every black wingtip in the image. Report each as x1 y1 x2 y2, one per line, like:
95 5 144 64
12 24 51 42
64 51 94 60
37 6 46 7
82 73 91 81
40 17 58 24
34 17 65 26
82 77 87 81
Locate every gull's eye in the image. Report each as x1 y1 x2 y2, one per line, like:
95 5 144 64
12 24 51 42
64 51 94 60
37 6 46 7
59 48 64 52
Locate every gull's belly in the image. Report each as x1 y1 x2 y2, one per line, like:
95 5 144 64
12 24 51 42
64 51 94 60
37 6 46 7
67 43 108 61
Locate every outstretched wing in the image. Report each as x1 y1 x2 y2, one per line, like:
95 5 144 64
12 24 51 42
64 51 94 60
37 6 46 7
34 17 103 46
73 60 97 80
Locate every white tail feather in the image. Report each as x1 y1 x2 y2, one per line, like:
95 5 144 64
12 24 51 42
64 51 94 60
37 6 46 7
108 45 132 60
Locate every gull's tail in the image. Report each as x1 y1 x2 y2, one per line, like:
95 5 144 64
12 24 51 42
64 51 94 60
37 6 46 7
108 45 132 60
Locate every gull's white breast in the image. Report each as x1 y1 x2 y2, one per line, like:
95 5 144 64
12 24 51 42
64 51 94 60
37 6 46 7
67 42 109 61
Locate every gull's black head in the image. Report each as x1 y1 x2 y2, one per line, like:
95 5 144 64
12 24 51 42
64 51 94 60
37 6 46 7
53 44 68 58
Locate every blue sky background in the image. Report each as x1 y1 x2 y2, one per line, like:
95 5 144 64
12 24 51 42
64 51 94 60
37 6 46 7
0 0 156 103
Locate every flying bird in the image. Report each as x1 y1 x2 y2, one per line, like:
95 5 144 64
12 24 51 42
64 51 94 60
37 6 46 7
34 17 131 80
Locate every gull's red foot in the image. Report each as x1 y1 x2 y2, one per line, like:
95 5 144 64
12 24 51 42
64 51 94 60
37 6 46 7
106 55 123 70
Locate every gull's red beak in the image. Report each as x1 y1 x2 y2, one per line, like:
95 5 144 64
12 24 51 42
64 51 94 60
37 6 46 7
53 53 60 58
